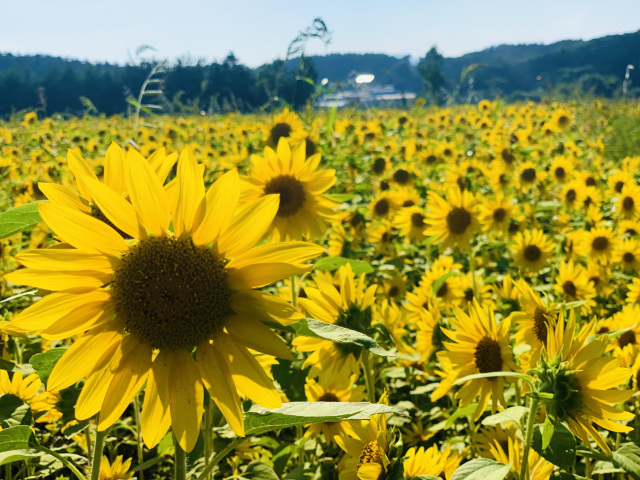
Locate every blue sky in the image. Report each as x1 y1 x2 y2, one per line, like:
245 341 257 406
3 1 640 67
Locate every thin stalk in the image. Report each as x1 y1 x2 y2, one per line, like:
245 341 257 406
85 425 93 466
5 463 10 480
290 276 298 308
203 398 215 480
33 444 86 480
90 425 109 480
362 350 377 403
195 437 244 480
174 435 187 480
468 248 477 295
520 395 540 480
133 394 144 480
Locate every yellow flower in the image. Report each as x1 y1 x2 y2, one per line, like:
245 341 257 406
99 455 134 480
403 445 462 480
425 189 480 252
535 310 634 456
4 146 324 452
241 139 338 241
0 371 42 402
555 260 596 312
510 229 554 273
576 226 617 263
437 300 517 419
266 108 307 148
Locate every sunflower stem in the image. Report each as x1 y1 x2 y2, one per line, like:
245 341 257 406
468 248 477 295
133 393 144 480
362 350 376 403
195 436 244 480
520 395 540 480
203 396 215 480
90 425 109 480
32 444 86 480
85 425 93 467
174 435 187 480
290 276 298 308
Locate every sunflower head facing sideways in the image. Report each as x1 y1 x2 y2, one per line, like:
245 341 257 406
3 145 325 452
241 138 338 242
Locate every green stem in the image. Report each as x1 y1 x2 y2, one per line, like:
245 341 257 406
90 426 108 480
174 434 187 480
5 463 10 480
133 394 144 480
33 444 86 480
85 425 93 467
468 248 477 295
520 395 540 480
362 350 376 403
195 437 244 480
203 398 215 480
290 276 298 308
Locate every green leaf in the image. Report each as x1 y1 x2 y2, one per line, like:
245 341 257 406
553 473 589 480
613 443 640 480
481 406 529 427
241 461 280 480
289 318 394 357
29 348 66 383
450 458 511 480
541 416 556 450
532 422 576 470
0 395 32 428
453 371 533 386
313 256 374 274
591 461 624 475
0 202 45 239
0 425 33 452
326 193 355 203
244 401 405 436
444 403 477 429
0 449 44 467
414 476 441 480
432 272 457 298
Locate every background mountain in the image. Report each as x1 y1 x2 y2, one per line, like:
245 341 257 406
1 29 639 117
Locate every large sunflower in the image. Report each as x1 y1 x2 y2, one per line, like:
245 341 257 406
4 146 324 452
241 138 338 241
425 189 480 252
510 229 554 273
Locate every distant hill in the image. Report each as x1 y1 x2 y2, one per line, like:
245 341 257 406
1 29 640 116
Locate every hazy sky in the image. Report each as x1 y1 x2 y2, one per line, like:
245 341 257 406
3 1 640 67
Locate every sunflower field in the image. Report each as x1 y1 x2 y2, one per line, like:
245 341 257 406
0 100 640 480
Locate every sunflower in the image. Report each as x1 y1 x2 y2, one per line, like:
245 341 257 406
487 434 554 480
510 229 554 273
4 146 324 452
437 300 517 419
0 370 42 402
600 304 640 367
554 260 596 312
266 108 306 148
548 155 574 185
517 161 544 190
394 206 427 243
99 455 134 480
549 108 572 130
607 170 634 196
613 237 640 273
478 193 514 234
561 180 586 211
304 367 366 443
626 277 640 304
403 445 463 480
576 226 617 263
369 191 399 219
534 310 634 456
425 189 480 252
241 138 338 241
616 185 640 220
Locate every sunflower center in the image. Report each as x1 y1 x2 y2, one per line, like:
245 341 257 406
373 157 386 174
618 331 636 348
374 199 390 216
426 155 437 165
623 197 635 211
464 288 474 302
111 237 232 351
623 252 636 264
388 286 400 298
264 175 306 217
393 169 410 184
318 392 340 402
521 168 536 183
554 167 566 180
592 236 609 251
446 207 472 235
501 150 514 164
411 213 425 228
474 336 503 373
566 189 577 202
533 308 549 344
492 208 506 223
357 441 384 473
270 122 292 145
523 245 542 262
436 281 448 298
403 200 415 207
558 115 569 127
615 181 625 193
562 281 577 298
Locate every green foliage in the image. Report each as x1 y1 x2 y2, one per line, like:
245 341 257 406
29 348 66 383
0 201 44 238
450 458 511 480
531 422 576 470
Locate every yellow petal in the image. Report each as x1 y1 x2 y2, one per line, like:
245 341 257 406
168 349 204 452
197 340 245 436
227 262 313 289
48 324 123 391
174 147 205 239
83 176 144 240
217 333 281 408
9 288 110 332
191 169 240 247
103 143 126 194
38 183 91 213
230 290 303 326
16 249 119 273
98 336 152 431
358 463 384 480
38 203 128 255
75 339 122 420
216 195 279 258
225 315 294 360
42 302 115 340
4 268 112 291
226 242 325 270
141 351 172 449
126 153 170 237
68 149 99 202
